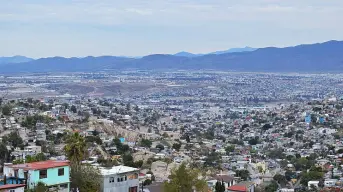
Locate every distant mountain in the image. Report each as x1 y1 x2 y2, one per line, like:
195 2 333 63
0 56 133 73
1 40 343 73
0 56 34 65
174 51 201 57
208 47 257 55
174 47 256 57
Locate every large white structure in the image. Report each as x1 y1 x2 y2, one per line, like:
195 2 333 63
99 166 140 192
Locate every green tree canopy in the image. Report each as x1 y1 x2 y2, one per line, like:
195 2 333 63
2 131 24 149
265 181 278 192
164 163 208 192
0 142 8 163
235 170 250 181
214 180 226 192
172 143 182 151
1 104 12 116
156 144 165 151
225 145 235 154
140 139 152 148
64 132 87 164
300 169 324 186
70 164 101 192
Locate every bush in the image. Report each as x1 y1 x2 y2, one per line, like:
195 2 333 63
143 179 152 186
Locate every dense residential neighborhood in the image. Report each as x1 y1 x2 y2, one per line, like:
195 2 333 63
0 71 343 192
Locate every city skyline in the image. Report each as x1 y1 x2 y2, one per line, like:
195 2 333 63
1 0 343 58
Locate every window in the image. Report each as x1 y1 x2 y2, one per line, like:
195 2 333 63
58 168 64 176
129 186 138 192
10 190 15 192
120 177 123 182
109 177 114 183
39 169 47 179
117 178 120 182
60 184 68 189
128 173 138 180
125 176 127 181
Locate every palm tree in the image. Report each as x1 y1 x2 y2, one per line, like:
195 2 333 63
64 132 87 164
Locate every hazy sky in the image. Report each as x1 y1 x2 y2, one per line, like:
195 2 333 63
1 0 343 58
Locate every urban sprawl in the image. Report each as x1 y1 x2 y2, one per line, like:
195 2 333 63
1 71 343 192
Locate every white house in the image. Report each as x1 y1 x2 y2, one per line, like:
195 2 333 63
307 181 319 188
324 179 338 187
99 166 140 192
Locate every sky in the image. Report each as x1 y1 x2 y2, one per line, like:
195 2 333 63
1 0 343 58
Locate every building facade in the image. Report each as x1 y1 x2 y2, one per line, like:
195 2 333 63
3 160 70 192
100 165 140 192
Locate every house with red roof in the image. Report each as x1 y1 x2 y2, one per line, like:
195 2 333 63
0 184 25 192
3 160 70 192
227 181 255 192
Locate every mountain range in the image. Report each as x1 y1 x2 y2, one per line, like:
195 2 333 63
0 56 33 65
1 40 343 73
174 47 256 57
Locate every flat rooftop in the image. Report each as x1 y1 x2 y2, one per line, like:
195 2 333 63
99 165 139 176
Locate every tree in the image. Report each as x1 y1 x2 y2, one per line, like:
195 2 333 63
126 103 131 111
64 132 87 164
220 181 226 192
25 181 49 192
164 163 208 192
215 180 225 192
70 105 77 113
257 166 263 174
225 145 235 154
268 148 285 159
123 153 143 168
70 164 101 192
143 179 152 186
185 135 190 143
235 170 250 181
85 136 102 145
140 139 152 148
2 131 24 149
265 181 278 192
262 124 272 131
156 144 165 151
300 170 324 186
0 142 8 163
1 105 11 116
273 174 288 187
172 143 182 151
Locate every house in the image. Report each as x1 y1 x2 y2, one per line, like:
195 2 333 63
0 184 26 192
99 165 140 192
23 146 42 154
207 174 237 191
227 182 255 192
279 189 294 192
3 160 70 192
324 179 338 187
307 181 319 188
